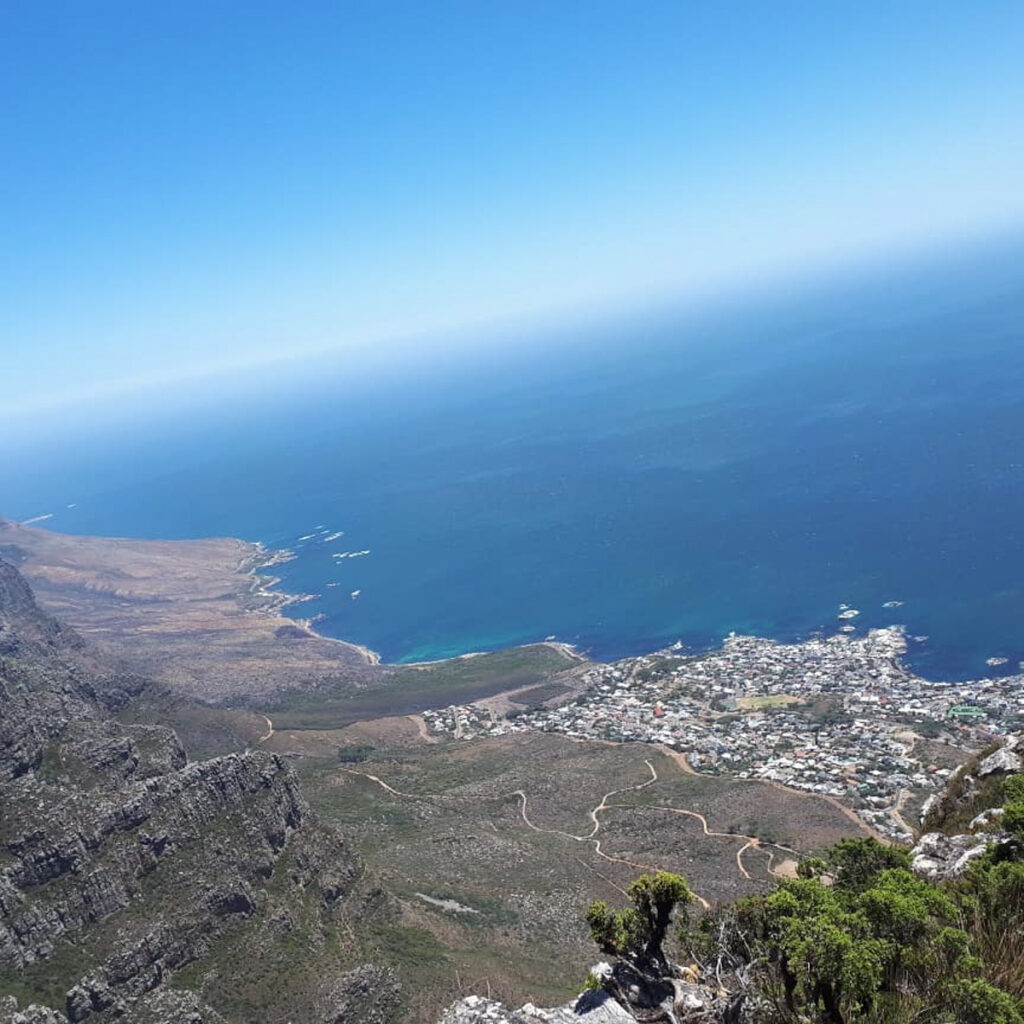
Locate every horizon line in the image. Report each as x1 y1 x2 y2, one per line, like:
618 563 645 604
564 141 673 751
6 217 1024 428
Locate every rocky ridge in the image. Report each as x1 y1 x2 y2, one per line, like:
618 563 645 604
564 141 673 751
0 560 396 1024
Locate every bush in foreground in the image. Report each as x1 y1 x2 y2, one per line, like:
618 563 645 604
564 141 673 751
588 823 1024 1023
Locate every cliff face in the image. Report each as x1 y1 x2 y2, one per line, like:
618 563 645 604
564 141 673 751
0 558 79 656
0 560 396 1024
910 732 1022 881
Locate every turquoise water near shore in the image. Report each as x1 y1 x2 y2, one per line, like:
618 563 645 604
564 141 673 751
4 239 1024 679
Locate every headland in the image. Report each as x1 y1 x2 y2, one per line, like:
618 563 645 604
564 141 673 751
0 516 380 700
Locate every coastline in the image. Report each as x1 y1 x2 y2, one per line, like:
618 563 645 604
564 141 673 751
240 540 383 665
7 516 1017 699
241 538 585 672
237 537 1021 689
0 517 384 699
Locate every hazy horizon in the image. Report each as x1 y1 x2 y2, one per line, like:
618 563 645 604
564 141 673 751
4 224 1023 445
5 234 1024 682
4 2 1024 425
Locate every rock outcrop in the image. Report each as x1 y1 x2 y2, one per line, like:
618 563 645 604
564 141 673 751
920 732 1023 836
911 732 1024 881
0 560 382 1023
440 985 747 1024
441 992 636 1024
320 965 402 1024
909 831 1002 880
978 737 1022 778
440 955 754 1024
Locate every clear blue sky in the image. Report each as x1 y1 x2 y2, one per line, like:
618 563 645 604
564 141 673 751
3 1 1024 419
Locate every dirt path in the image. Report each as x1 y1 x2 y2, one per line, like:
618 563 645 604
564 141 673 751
735 841 754 880
511 759 659 842
652 742 887 844
610 802 798 882
744 776 888 844
338 766 425 799
512 791 586 843
893 729 918 757
635 747 842 876
512 762 722 908
341 757 797 908
584 760 658 837
885 729 919 837
765 852 799 879
889 787 914 836
652 743 697 775
257 715 274 743
513 788 712 910
345 757 713 906
409 714 439 744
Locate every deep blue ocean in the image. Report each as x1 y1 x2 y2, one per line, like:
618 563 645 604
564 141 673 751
4 238 1024 680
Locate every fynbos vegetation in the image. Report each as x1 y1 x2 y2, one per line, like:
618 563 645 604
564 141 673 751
588 814 1024 1023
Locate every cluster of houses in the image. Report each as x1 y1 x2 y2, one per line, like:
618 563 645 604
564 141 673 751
422 627 1023 841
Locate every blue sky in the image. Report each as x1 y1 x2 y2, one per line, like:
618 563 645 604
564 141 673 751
3 1 1024 420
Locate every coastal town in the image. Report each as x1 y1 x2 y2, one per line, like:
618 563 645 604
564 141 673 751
422 624 1024 841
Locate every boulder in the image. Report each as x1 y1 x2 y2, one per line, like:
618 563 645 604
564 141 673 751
969 807 1005 832
910 831 999 879
978 746 1022 777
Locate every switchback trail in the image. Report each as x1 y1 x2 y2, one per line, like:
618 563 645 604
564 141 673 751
340 758 712 902
511 762 713 909
339 756 801 909
608 802 799 883
512 759 658 842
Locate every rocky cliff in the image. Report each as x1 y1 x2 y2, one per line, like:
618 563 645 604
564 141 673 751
0 561 398 1024
910 731 1022 880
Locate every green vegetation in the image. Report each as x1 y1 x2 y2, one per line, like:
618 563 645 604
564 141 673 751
337 742 375 763
590 790 1024 1024
299 729 864 1021
587 872 693 970
262 645 575 730
921 743 1010 833
1001 774 1024 835
508 680 572 706
115 692 261 758
0 936 98 1010
737 695 801 710
633 655 686 683
367 923 450 970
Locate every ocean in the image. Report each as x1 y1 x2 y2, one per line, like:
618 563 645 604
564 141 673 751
4 237 1024 680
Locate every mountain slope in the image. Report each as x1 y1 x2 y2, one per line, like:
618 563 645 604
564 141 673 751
0 560 399 1024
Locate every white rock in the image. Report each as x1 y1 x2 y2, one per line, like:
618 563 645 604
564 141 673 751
969 807 1005 831
911 832 998 879
978 747 1022 777
919 794 938 823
